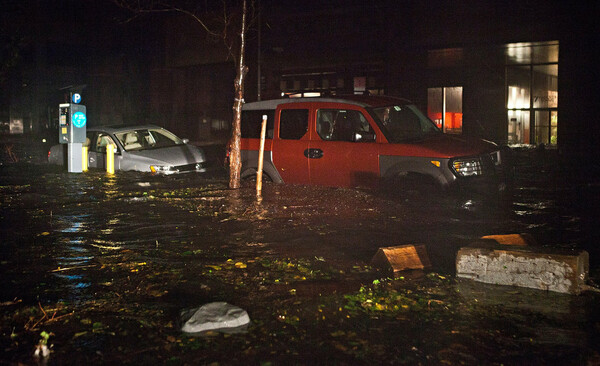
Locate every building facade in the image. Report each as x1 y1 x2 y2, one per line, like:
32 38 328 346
254 0 597 158
2 1 596 159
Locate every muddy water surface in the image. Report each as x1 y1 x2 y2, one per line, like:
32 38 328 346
1 153 599 365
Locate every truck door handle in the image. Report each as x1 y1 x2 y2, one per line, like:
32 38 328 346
304 148 323 159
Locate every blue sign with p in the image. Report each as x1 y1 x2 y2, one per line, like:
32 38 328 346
72 111 87 128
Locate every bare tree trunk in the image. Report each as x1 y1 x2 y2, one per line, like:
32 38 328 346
228 0 247 189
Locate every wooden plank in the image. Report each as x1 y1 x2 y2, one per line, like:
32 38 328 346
371 244 431 273
456 245 589 294
479 233 537 246
481 234 538 246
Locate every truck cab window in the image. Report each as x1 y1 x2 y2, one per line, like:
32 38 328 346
318 109 373 142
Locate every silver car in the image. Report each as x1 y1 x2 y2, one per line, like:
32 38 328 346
48 125 207 174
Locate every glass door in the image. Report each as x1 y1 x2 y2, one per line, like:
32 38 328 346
507 110 530 144
534 110 558 145
505 41 558 146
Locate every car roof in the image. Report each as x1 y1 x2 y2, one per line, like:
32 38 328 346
242 95 413 111
87 124 165 134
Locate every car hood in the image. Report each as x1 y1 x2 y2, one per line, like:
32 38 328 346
411 134 498 158
126 144 205 166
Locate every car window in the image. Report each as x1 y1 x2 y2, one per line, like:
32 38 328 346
317 109 373 142
242 110 276 138
85 132 96 150
95 133 116 153
119 131 144 151
115 129 183 151
147 129 182 148
279 109 308 140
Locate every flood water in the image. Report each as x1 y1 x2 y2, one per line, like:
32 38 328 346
1 148 599 365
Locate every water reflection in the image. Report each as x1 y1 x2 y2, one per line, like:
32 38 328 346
102 175 119 200
53 214 92 301
59 219 87 233
53 274 90 289
461 199 475 211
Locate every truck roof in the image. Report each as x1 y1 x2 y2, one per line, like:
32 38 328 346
242 95 412 111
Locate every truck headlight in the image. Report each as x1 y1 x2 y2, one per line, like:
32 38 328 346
451 157 482 177
150 165 178 174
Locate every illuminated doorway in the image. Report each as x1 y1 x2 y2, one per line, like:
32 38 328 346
505 41 558 146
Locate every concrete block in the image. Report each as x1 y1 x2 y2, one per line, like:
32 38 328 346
456 245 589 294
479 233 537 246
371 244 431 273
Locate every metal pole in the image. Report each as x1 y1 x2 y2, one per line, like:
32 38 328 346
67 142 83 173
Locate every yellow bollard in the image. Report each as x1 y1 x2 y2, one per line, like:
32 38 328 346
82 146 88 172
106 143 115 174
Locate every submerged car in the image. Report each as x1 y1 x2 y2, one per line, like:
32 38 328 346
237 95 507 191
48 125 207 174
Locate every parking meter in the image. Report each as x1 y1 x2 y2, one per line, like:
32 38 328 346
70 104 87 143
59 104 70 144
58 101 87 172
58 103 87 144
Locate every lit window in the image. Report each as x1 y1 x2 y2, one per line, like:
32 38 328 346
427 87 463 134
505 41 558 146
353 77 366 94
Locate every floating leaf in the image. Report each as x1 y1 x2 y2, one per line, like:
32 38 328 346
39 331 50 344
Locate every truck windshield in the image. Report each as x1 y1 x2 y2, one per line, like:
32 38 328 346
371 105 440 143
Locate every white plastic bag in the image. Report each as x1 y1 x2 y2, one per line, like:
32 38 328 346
180 302 250 334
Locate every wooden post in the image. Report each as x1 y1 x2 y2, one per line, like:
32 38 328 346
256 114 267 196
371 244 431 273
479 233 537 246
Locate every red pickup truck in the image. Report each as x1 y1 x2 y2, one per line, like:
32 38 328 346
238 95 506 191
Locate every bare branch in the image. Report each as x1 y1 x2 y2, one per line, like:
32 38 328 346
158 2 220 37
113 0 220 37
